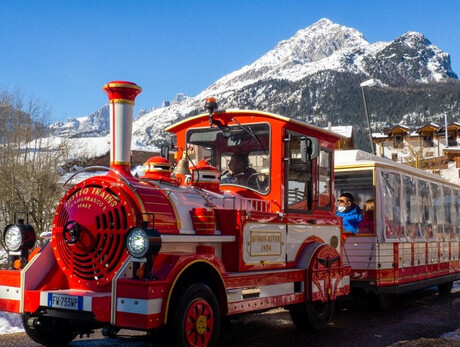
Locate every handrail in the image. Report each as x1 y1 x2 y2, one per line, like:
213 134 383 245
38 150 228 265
62 166 133 190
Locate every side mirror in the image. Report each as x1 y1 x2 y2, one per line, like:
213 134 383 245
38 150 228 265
300 136 319 162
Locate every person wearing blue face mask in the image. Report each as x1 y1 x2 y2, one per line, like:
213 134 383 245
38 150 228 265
336 192 362 234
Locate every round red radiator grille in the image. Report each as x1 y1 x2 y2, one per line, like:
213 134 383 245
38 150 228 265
52 180 137 287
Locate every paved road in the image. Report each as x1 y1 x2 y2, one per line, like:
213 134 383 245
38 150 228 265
0 283 459 346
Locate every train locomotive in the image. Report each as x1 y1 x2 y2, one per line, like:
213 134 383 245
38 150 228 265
0 81 350 346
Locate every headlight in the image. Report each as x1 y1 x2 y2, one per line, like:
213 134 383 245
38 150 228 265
126 227 149 258
2 223 36 252
126 226 162 258
4 226 22 251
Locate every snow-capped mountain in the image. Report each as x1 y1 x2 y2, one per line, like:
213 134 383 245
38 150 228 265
50 105 110 137
51 18 459 152
202 18 370 94
197 18 456 97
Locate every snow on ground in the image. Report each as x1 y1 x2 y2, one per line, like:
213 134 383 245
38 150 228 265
0 313 23 334
442 329 460 340
440 161 460 186
38 136 111 160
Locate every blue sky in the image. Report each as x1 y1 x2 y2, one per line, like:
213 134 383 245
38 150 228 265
1 0 459 123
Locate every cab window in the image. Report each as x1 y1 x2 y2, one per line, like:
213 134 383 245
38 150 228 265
186 123 270 193
285 132 316 213
317 149 332 209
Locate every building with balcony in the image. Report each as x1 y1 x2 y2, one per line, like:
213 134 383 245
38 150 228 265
372 122 460 184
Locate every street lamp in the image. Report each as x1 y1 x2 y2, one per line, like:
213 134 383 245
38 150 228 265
360 78 377 155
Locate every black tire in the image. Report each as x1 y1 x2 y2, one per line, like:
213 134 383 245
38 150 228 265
169 283 220 347
101 325 120 338
289 300 335 330
367 293 393 311
377 294 393 310
438 281 454 295
22 313 77 347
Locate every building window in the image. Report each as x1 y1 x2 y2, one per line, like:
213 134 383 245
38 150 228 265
394 135 403 148
423 135 434 147
391 153 398 161
448 135 457 147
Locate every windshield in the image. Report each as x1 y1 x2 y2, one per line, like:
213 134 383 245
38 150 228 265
186 123 270 193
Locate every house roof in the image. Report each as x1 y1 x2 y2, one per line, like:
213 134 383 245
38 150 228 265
416 123 440 133
388 124 410 136
437 122 460 133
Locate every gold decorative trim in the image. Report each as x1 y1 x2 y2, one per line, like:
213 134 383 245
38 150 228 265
112 99 134 105
103 82 142 91
110 161 131 166
163 259 224 324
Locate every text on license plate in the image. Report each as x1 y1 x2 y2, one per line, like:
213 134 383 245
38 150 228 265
48 293 83 310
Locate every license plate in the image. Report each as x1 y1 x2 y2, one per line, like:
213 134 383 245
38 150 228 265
48 293 83 310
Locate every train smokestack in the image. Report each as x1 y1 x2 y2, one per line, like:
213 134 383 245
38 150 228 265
103 81 142 176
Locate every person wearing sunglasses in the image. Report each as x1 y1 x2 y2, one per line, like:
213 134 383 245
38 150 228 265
336 192 362 234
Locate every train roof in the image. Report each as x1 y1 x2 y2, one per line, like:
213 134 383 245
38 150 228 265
165 109 345 141
335 149 460 188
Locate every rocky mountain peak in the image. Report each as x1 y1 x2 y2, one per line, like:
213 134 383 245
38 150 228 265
368 30 458 83
398 31 430 46
50 105 110 137
201 19 369 97
262 18 367 66
280 18 368 62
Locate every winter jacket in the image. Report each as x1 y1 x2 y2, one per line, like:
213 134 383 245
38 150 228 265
337 204 362 234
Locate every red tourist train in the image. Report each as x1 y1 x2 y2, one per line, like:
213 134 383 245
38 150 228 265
0 81 350 346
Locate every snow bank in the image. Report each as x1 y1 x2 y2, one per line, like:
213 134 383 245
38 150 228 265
442 329 460 341
0 313 23 334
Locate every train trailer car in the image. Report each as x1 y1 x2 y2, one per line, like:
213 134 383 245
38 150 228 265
335 149 460 308
0 81 350 347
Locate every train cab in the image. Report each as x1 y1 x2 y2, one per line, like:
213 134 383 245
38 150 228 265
166 98 343 217
164 100 351 306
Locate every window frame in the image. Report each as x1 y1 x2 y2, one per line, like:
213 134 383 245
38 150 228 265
284 130 316 214
316 147 333 210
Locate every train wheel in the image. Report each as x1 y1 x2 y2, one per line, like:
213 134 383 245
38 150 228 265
22 313 77 347
367 293 392 310
438 281 454 295
377 294 392 310
170 283 220 347
289 300 335 330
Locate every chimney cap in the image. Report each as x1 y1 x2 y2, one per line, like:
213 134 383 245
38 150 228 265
103 81 142 102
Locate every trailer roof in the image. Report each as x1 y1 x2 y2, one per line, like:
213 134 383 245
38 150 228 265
335 149 460 188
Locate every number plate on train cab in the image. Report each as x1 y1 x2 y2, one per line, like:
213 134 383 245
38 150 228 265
48 293 83 310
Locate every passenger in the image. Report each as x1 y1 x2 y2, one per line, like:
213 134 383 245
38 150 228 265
221 153 257 187
425 223 433 239
409 223 421 239
359 199 375 234
336 192 362 234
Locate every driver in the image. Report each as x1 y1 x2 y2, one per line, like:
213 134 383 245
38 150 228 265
221 153 257 186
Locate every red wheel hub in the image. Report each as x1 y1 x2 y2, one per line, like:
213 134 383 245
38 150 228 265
184 298 214 347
